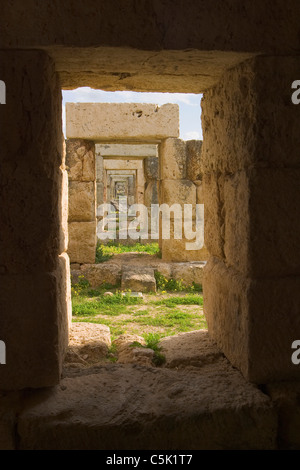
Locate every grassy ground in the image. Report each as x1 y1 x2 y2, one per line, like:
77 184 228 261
71 284 207 343
95 241 160 263
74 242 207 346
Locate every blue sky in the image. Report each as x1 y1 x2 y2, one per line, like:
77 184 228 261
62 88 203 140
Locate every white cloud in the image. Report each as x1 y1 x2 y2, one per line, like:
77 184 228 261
63 88 200 106
62 88 202 139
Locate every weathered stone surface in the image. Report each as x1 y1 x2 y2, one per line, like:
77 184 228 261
121 267 156 293
265 382 300 450
0 392 21 450
159 330 222 368
144 180 159 207
202 173 224 260
68 181 96 222
80 263 122 288
96 182 104 207
68 222 96 264
195 180 204 204
64 323 111 367
223 171 250 274
0 272 63 390
96 143 157 158
248 168 300 278
66 139 95 182
0 51 62 276
57 253 72 363
161 238 209 262
160 180 196 206
171 262 205 286
17 362 276 450
144 156 159 180
95 155 104 182
58 168 69 254
204 257 300 383
114 334 154 367
203 257 250 380
159 138 186 180
0 50 66 390
66 103 179 141
186 140 203 181
104 159 143 170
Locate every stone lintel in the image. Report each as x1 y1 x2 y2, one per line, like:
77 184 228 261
66 103 179 141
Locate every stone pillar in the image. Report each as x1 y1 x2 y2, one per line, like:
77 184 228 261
202 56 300 384
0 50 71 390
159 138 208 261
96 152 104 208
66 139 97 264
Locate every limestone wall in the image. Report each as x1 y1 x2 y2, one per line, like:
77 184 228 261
66 103 179 141
0 50 71 389
159 138 209 262
202 56 300 384
66 139 97 264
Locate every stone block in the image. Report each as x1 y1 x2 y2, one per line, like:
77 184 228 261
203 257 251 380
248 168 300 278
0 392 21 449
171 262 206 286
17 363 276 450
64 323 111 367
144 181 159 207
104 159 143 170
96 144 157 158
195 180 204 204
201 57 300 173
247 276 300 383
66 103 179 141
0 51 63 275
159 330 222 368
202 172 225 260
204 257 300 383
56 253 72 355
68 222 96 264
121 268 156 293
96 155 104 182
96 182 104 207
186 140 203 181
161 238 208 262
80 263 122 288
265 382 300 449
159 138 186 180
160 180 196 206
144 156 159 180
223 171 250 274
68 181 96 223
0 272 64 390
58 168 69 254
66 139 95 182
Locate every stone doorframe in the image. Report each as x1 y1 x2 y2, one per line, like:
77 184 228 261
1 48 299 390
65 102 208 263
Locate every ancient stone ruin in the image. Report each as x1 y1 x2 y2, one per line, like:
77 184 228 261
1 0 300 451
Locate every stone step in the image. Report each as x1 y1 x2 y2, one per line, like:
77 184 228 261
18 359 276 450
121 267 156 293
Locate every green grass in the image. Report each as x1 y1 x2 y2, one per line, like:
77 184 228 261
72 289 206 339
154 271 202 293
151 294 204 307
72 292 143 317
96 241 160 261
